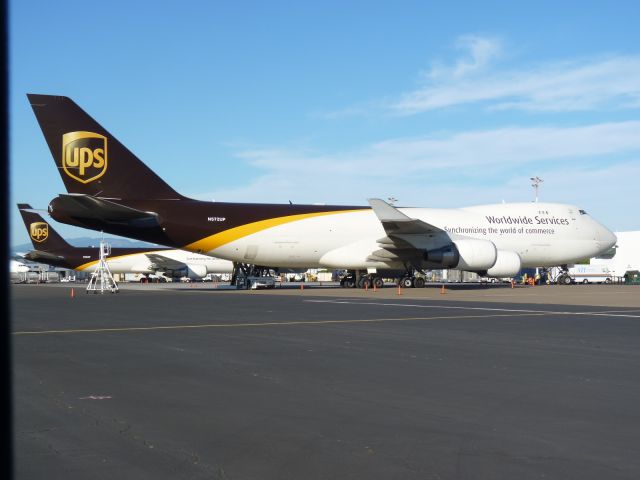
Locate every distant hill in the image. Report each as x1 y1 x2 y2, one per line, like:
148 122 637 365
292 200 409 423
12 237 160 254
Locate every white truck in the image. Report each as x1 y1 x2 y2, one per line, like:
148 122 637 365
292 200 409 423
567 264 613 284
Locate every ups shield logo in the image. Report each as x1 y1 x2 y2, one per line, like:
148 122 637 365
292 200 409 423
62 131 108 184
30 222 49 243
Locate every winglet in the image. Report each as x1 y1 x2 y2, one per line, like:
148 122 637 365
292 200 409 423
367 198 413 222
367 198 443 236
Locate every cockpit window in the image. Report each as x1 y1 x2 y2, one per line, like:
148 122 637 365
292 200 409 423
579 209 587 215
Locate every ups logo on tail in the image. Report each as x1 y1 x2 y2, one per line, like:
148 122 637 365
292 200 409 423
30 222 49 243
62 131 108 184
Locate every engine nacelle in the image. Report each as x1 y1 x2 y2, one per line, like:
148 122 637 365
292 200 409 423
185 264 207 279
453 239 497 270
453 239 498 271
167 264 208 279
424 239 497 270
486 250 521 277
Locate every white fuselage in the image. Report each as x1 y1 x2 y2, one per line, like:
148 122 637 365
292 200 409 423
11 260 30 273
206 203 616 270
80 249 234 276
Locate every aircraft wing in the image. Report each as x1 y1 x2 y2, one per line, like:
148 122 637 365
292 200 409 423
144 253 188 272
367 198 448 263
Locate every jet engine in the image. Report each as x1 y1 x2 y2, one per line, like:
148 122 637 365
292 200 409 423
485 250 521 277
425 239 497 270
166 264 208 280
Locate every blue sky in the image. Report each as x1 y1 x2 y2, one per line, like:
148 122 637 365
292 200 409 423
10 0 640 246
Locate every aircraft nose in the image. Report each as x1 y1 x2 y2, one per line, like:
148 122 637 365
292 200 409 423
606 229 617 249
599 227 617 251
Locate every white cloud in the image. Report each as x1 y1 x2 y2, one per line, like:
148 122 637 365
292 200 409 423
193 35 640 232
195 158 640 232
426 34 503 81
392 51 640 114
235 121 640 172
193 122 640 216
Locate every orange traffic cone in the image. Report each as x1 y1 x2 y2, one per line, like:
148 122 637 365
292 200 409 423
397 284 402 296
440 285 446 295
70 288 75 299
300 283 304 291
373 283 377 293
511 280 515 289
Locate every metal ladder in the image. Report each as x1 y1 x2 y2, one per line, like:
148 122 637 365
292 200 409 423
86 239 119 294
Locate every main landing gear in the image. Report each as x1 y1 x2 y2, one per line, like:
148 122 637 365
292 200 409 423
398 275 425 288
339 270 384 289
339 269 426 289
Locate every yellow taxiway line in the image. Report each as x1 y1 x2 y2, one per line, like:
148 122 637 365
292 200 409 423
13 312 546 336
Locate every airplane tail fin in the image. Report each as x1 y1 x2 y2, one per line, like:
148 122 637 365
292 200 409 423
17 203 71 251
27 94 183 200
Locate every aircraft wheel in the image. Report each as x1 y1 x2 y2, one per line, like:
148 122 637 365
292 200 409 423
582 279 589 284
373 277 384 289
560 275 572 285
414 277 425 288
401 277 414 288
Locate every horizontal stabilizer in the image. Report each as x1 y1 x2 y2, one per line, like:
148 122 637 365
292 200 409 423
51 194 160 228
24 250 65 262
18 207 50 215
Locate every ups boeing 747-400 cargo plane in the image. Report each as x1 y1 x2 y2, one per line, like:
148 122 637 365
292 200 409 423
17 203 233 281
27 94 617 287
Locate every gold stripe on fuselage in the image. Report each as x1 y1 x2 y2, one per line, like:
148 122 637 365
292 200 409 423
185 210 363 253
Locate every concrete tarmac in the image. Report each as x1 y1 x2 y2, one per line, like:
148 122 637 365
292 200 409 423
11 283 640 479
204 281 640 308
112 280 640 308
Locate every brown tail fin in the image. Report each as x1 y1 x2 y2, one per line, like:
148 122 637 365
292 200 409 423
17 203 71 251
27 94 183 200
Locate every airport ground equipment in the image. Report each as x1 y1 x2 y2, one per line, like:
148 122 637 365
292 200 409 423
86 240 118 294
624 270 640 285
231 263 277 289
567 264 613 284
